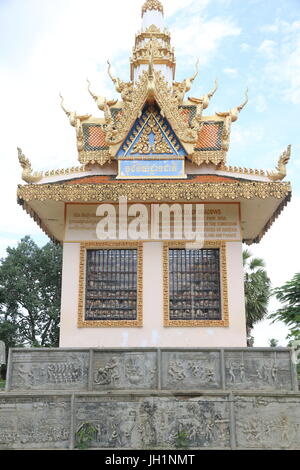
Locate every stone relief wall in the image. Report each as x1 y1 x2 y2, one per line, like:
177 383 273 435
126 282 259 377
74 395 230 449
0 395 71 450
1 348 299 450
5 348 298 392
8 350 89 391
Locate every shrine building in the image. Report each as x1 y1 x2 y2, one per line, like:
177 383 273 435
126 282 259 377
17 0 291 348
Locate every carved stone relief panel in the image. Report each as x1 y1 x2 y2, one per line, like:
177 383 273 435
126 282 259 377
92 351 158 390
224 350 293 391
9 350 89 391
0 395 71 450
161 350 222 390
74 394 230 449
234 394 300 449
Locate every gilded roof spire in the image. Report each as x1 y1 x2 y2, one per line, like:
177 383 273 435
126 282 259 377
142 0 164 17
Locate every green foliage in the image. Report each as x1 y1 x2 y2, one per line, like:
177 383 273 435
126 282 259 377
75 422 97 450
174 430 189 449
270 273 300 336
243 249 271 345
268 338 279 347
0 236 62 348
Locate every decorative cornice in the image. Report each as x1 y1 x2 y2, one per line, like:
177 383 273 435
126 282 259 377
191 151 226 167
78 150 111 166
142 0 164 16
17 180 291 203
17 181 291 245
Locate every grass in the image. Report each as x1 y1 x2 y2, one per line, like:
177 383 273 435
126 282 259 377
0 379 5 391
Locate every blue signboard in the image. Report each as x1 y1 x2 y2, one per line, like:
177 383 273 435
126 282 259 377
118 159 186 179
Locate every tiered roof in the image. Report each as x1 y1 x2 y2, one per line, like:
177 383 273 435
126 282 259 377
17 0 291 245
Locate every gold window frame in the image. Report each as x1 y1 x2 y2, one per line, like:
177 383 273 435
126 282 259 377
78 241 143 328
163 241 229 327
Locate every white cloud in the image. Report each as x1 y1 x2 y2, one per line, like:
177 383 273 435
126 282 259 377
257 20 300 104
172 16 241 66
254 94 268 113
231 123 265 146
223 67 238 77
258 39 277 59
260 24 279 34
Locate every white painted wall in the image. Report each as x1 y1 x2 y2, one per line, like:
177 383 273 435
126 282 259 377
142 10 164 31
59 241 247 347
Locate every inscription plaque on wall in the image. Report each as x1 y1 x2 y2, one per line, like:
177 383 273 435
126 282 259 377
65 203 241 242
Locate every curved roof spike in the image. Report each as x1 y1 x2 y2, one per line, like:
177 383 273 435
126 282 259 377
173 59 200 104
86 78 97 101
216 88 249 122
188 78 218 110
87 79 117 110
237 87 249 112
267 144 291 181
59 92 70 116
208 78 218 99
107 60 116 84
59 93 91 124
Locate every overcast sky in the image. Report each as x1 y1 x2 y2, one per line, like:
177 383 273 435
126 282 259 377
0 0 299 345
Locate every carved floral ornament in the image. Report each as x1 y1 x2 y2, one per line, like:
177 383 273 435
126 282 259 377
142 0 164 16
17 181 291 203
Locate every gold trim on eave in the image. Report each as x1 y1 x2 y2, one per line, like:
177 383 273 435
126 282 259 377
162 241 229 327
78 241 143 328
17 181 291 203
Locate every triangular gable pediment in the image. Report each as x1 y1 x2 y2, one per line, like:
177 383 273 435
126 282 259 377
116 104 187 179
117 105 186 159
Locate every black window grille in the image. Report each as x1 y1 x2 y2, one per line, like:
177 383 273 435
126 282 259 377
169 248 222 321
85 249 137 321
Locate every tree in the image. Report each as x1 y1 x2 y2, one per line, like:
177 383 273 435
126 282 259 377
268 338 279 347
243 249 271 346
0 236 62 348
269 273 300 343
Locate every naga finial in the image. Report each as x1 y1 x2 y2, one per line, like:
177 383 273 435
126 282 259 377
60 93 91 126
107 60 133 102
18 147 43 183
188 78 218 110
59 94 91 152
216 88 248 122
87 79 117 111
267 145 291 181
173 59 200 104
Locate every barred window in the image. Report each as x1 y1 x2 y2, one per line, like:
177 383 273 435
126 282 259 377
85 249 137 321
169 248 221 321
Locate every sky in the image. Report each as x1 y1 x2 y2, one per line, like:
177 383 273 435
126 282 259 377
0 0 299 346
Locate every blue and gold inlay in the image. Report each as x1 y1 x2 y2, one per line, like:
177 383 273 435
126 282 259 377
117 105 186 179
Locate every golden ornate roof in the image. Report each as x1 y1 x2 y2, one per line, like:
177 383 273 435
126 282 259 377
17 0 292 186
142 0 164 16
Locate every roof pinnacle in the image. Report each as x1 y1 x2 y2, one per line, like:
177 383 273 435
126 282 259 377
142 0 164 17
